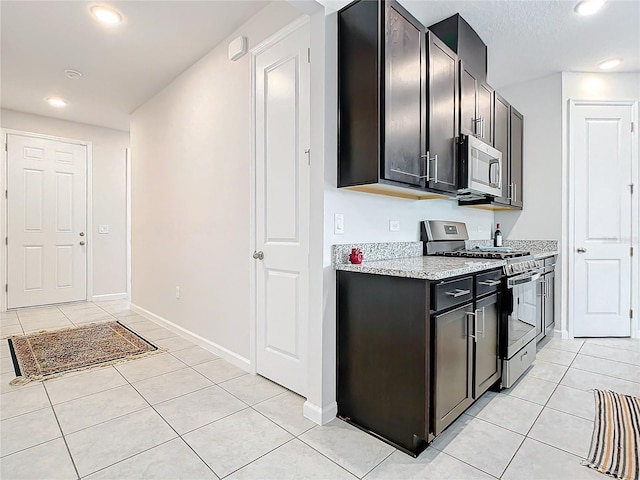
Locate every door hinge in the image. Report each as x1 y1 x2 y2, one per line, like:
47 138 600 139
630 309 633 319
307 47 310 63
630 184 635 195
305 148 310 165
4 284 7 293
632 122 635 133
4 237 7 246
4 190 7 199
631 246 634 257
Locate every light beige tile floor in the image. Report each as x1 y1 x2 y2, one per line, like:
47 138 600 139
1 301 639 479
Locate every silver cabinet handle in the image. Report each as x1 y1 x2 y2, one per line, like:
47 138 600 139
506 183 513 200
480 307 485 338
445 289 470 297
466 310 477 341
480 115 485 139
433 154 439 183
253 251 264 260
576 248 587 253
472 117 482 137
79 241 86 246
479 279 501 286
513 183 517 203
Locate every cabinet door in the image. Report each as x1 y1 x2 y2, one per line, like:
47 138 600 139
460 62 477 137
493 94 511 205
474 294 501 396
383 2 426 187
510 107 524 209
427 33 458 193
433 303 474 436
477 82 494 145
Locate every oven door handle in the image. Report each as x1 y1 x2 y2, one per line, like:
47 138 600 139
507 271 541 288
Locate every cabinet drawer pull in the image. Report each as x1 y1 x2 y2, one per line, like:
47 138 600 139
445 289 470 298
479 279 501 286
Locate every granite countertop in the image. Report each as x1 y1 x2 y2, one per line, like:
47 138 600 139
334 242 558 281
335 255 505 281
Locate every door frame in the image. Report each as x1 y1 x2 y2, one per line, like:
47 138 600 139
565 100 639 339
248 15 311 377
1 129 93 312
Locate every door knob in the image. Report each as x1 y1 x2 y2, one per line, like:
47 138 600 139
253 251 264 260
79 232 85 236
576 247 586 253
79 241 86 246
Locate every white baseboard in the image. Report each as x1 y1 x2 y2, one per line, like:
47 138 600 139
303 400 337 425
130 303 251 372
92 293 129 302
560 329 570 339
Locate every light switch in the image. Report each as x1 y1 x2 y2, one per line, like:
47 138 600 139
98 225 109 234
334 214 344 235
389 220 400 232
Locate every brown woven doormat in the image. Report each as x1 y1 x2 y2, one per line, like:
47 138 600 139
583 389 640 480
8 321 160 384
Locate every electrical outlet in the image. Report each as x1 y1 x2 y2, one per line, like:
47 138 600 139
389 220 400 232
334 214 344 234
98 225 109 234
175 286 180 299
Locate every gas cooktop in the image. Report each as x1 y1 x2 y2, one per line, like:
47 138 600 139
439 250 530 260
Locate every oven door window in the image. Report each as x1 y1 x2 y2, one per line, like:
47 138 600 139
506 282 537 357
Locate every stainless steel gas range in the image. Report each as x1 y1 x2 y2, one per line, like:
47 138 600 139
421 220 539 388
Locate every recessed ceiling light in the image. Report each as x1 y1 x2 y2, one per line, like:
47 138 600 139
574 0 606 15
46 97 68 108
598 58 622 70
90 5 123 25
65 69 82 80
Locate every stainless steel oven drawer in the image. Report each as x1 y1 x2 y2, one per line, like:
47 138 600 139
433 277 473 312
475 269 502 297
502 338 536 388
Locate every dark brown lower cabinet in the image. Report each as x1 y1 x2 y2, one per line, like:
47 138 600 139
337 268 503 455
474 293 501 395
433 303 474 436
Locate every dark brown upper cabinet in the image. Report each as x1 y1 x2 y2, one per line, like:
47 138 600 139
426 33 459 195
493 93 511 205
462 93 523 210
338 0 442 200
510 107 524 209
428 13 487 83
460 62 493 146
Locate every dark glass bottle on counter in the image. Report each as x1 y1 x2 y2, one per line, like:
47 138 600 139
494 223 503 247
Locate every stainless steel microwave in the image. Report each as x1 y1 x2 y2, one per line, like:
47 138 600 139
457 134 502 199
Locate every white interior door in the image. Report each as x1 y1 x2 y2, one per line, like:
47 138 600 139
254 22 310 395
7 134 87 309
571 103 634 337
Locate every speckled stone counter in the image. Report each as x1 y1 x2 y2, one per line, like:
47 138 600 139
333 240 558 280
335 255 505 281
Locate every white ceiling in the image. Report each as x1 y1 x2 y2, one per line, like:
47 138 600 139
2 1 639 132
0 0 267 131
401 0 640 90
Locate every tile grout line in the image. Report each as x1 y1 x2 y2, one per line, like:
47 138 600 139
42 382 81 480
498 338 591 477
119 366 221 480
294 433 374 479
